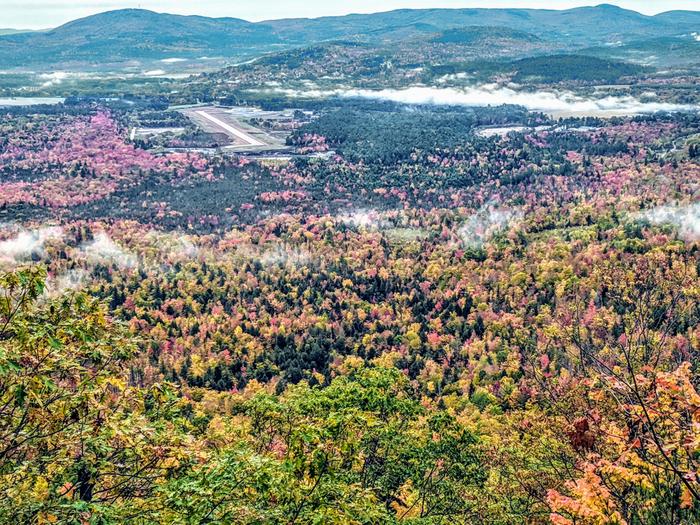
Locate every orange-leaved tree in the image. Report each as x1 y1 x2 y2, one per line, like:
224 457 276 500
547 253 700 524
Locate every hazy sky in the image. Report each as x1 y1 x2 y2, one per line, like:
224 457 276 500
4 1 699 29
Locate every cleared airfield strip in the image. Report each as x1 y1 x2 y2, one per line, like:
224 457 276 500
195 110 264 147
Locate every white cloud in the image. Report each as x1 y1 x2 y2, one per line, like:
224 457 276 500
340 85 699 116
640 202 700 242
38 70 70 87
0 226 63 265
47 269 88 295
459 205 521 248
145 231 201 260
263 84 698 116
337 209 389 229
80 232 137 269
259 245 311 267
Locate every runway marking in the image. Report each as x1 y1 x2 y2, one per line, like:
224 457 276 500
195 110 264 146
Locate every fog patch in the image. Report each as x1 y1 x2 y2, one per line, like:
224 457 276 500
337 209 390 230
477 125 530 137
170 237 200 259
437 72 471 83
47 269 88 296
257 86 337 99
0 226 63 265
259 245 312 268
145 231 200 260
236 243 313 268
37 71 97 88
640 202 700 242
459 206 522 248
39 71 69 87
80 233 137 269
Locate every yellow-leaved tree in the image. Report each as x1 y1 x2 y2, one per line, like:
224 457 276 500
0 267 191 523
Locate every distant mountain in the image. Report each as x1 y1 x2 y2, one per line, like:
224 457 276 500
262 4 685 46
0 10 277 68
584 36 700 68
653 10 700 29
0 5 696 70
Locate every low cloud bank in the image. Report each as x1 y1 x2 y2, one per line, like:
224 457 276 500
264 84 697 115
341 86 697 115
641 202 700 242
39 71 70 87
37 71 100 88
145 231 201 260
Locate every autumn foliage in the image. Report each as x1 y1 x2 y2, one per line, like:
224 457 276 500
1 102 699 523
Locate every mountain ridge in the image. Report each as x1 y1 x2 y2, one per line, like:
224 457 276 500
0 5 697 70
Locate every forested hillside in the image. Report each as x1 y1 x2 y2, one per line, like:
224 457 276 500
1 5 699 69
2 3 700 524
2 96 700 523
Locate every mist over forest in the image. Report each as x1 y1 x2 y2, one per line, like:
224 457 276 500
1 3 700 524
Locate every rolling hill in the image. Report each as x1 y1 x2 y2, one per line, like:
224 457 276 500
430 27 539 45
0 10 277 68
0 5 696 70
261 4 666 45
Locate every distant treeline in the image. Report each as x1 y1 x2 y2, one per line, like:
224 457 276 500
430 54 650 83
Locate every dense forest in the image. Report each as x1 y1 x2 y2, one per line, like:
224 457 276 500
1 93 699 523
1 3 700 517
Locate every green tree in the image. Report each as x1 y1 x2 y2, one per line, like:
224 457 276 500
0 268 189 523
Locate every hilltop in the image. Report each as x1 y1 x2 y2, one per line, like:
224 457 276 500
0 5 697 69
